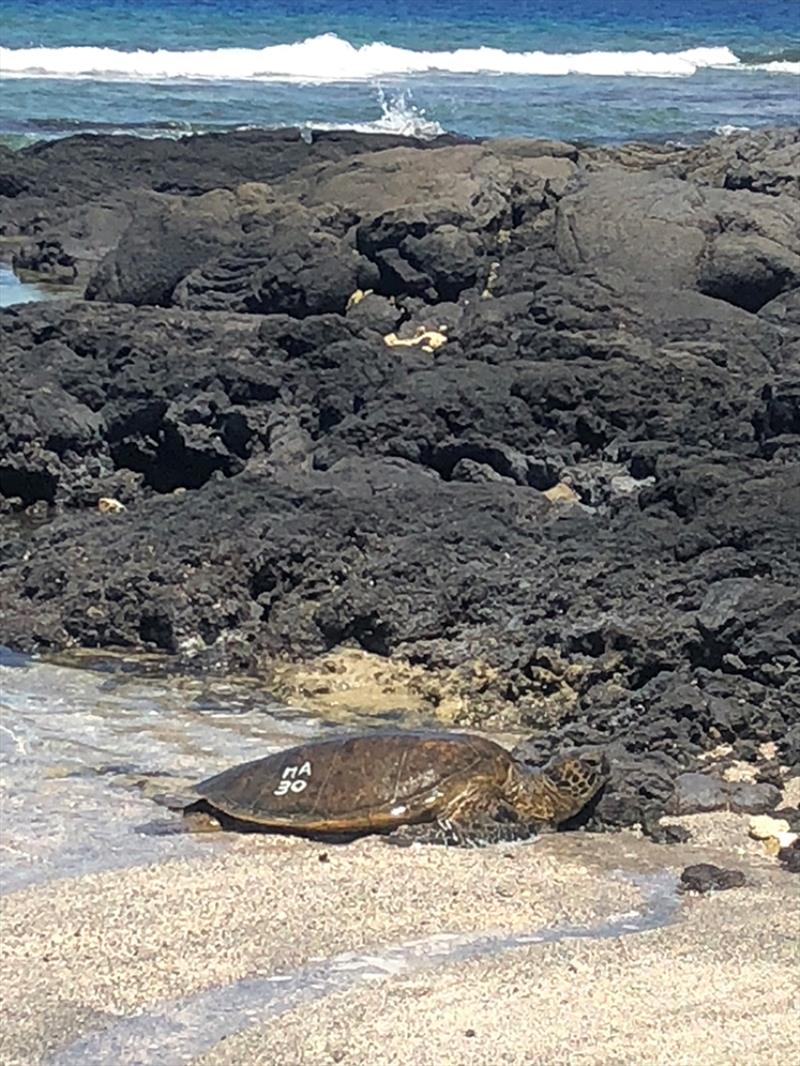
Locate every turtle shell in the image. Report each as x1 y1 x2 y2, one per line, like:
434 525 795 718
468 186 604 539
191 730 512 832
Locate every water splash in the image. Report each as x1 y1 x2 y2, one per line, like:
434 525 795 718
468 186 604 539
305 89 444 139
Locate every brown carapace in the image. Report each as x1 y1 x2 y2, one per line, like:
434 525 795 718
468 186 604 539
163 731 608 847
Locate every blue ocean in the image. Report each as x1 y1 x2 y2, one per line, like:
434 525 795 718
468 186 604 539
0 0 798 144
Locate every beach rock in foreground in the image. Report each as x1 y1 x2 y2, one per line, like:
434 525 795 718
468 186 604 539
1 127 799 829
679 864 747 894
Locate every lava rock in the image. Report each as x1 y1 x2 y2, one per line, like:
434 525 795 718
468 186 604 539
642 821 692 845
727 782 783 815
778 840 800 873
667 774 781 816
773 807 800 832
666 773 730 815
679 864 747 894
173 225 380 317
0 128 798 831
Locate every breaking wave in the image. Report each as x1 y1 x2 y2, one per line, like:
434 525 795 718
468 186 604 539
1 34 797 82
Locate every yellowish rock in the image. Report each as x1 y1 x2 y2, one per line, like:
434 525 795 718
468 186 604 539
266 647 464 721
383 327 448 352
748 815 790 840
721 760 758 783
543 482 580 504
97 497 126 515
346 288 372 310
762 833 797 857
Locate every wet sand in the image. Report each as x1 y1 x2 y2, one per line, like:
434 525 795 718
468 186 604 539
1 814 797 1066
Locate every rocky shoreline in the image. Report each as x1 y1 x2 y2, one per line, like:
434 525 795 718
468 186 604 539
1 126 798 831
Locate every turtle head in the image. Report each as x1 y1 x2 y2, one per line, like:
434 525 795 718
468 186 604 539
519 749 609 825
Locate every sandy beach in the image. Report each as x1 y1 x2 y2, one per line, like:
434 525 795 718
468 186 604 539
1 808 797 1066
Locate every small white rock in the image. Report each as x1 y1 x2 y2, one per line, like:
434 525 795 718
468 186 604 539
748 815 790 840
97 496 126 515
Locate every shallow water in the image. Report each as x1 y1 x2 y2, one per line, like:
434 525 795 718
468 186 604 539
0 647 419 892
0 262 80 308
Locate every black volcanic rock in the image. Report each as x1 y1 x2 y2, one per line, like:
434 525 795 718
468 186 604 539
680 864 747 893
1 127 799 833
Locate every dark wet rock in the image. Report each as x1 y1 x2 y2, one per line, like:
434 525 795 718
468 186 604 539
679 864 747 894
450 458 514 484
357 212 488 303
12 238 78 282
758 289 800 335
753 763 784 788
0 144 38 200
666 773 781 817
779 724 800 769
778 840 800 873
643 821 692 846
86 190 251 306
727 782 783 815
300 143 575 227
0 128 467 222
772 807 800 834
345 292 404 335
666 773 730 815
698 231 800 313
0 128 799 833
174 226 379 317
665 771 785 818
10 201 136 287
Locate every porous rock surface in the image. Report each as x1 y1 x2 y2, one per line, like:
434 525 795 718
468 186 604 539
1 126 798 830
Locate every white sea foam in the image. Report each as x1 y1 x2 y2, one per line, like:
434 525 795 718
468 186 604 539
1 34 789 83
304 90 444 138
747 59 800 74
713 123 752 136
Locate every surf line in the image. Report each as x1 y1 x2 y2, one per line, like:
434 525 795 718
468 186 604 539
49 871 678 1066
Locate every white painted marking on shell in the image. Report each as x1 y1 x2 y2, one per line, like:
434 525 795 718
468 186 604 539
273 761 313 796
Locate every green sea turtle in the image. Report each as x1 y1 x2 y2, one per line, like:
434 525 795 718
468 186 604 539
154 731 607 846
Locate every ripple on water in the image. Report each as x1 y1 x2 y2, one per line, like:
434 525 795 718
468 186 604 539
0 648 418 891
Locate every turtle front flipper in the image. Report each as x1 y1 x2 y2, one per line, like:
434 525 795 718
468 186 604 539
386 813 536 848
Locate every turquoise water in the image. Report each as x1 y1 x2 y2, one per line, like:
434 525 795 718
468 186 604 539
3 0 796 52
1 0 798 141
0 263 76 307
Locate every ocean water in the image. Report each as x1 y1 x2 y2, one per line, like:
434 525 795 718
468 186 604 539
0 0 798 143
